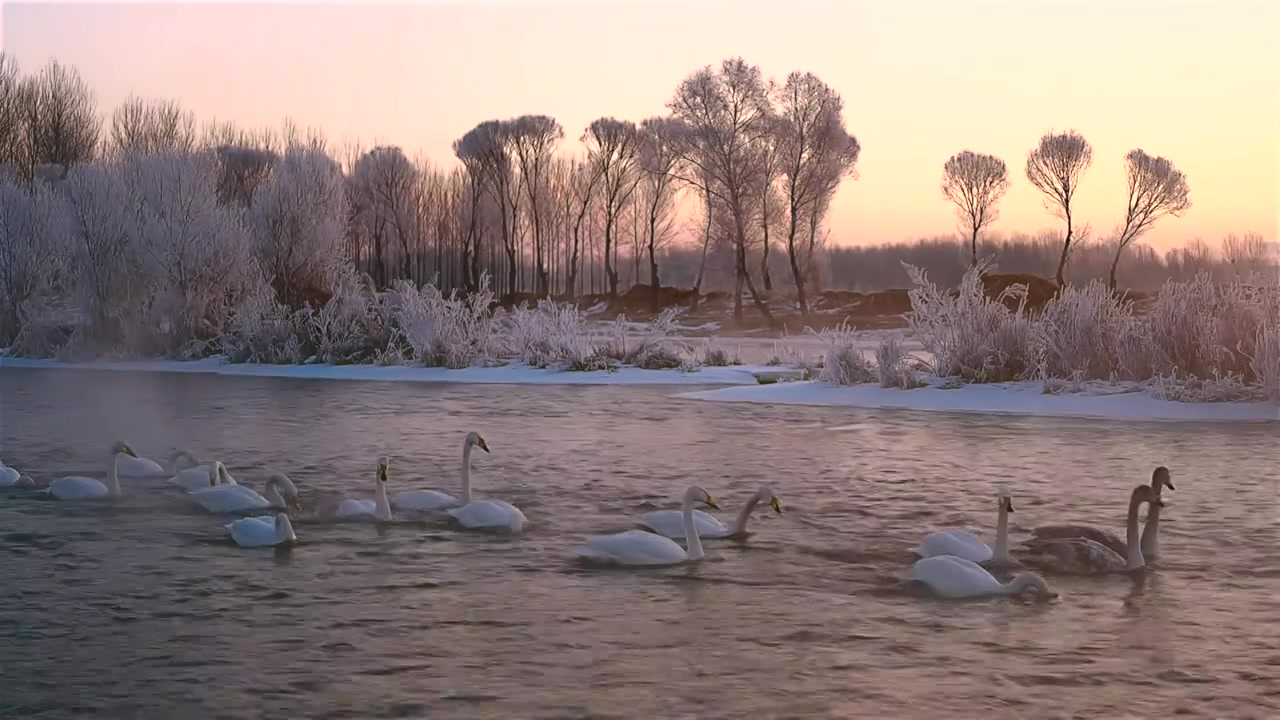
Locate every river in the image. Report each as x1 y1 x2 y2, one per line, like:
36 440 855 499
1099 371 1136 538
1 368 1276 719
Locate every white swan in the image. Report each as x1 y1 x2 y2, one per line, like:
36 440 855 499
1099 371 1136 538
577 485 721 567
168 450 238 492
336 456 393 522
910 555 1055 600
46 441 139 500
391 432 487 512
0 458 20 486
443 435 527 533
916 486 1015 566
1020 484 1160 575
113 449 167 477
226 513 297 548
189 463 300 514
1029 466 1173 560
641 485 781 539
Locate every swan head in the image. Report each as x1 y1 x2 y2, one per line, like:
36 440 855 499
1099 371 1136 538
1011 572 1056 600
1152 466 1174 492
466 432 490 453
111 441 138 459
1131 483 1162 508
756 486 782 514
377 456 390 483
684 485 720 510
267 473 301 511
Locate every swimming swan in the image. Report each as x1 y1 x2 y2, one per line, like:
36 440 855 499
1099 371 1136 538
336 456 393 521
577 485 721 567
1028 466 1172 560
641 485 781 539
916 487 1015 567
226 513 297 548
910 555 1055 600
113 448 168 477
444 435 527 533
189 463 300 514
168 450 238 492
391 432 487 512
0 458 20 486
1020 484 1160 575
46 441 139 500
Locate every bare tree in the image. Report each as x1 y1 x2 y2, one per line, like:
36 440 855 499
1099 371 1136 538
1220 231 1268 279
1026 129 1092 288
637 116 686 310
583 117 643 298
0 55 25 178
941 150 1009 269
213 145 277 207
352 146 420 284
22 59 100 177
565 155 602 298
455 120 519 295
508 115 564 297
107 96 196 159
668 57 777 327
774 71 860 317
0 178 66 341
1107 149 1191 290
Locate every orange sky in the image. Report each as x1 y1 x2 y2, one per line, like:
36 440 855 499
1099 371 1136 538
2 0 1277 249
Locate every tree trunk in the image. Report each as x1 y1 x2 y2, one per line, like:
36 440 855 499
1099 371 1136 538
603 210 618 298
1055 217 1073 288
761 232 773 292
970 226 979 269
1108 246 1122 291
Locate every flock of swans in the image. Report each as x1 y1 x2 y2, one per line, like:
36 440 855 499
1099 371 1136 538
0 438 1173 601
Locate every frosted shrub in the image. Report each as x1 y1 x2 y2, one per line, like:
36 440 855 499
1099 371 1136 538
903 261 1032 383
221 289 307 364
390 278 498 369
0 180 67 344
701 337 740 367
1145 273 1278 382
811 321 874 386
59 163 138 354
875 335 919 389
505 300 594 368
1035 281 1139 380
305 279 391 364
594 307 686 366
1250 324 1280 401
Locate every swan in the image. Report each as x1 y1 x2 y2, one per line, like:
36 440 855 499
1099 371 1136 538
46 441 138 500
226 513 297 548
1019 484 1160 575
443 435 527 533
916 486 1015 567
0 458 20 486
336 456 393 522
391 432 487 512
910 555 1055 600
168 450 238 492
189 463 300 514
641 485 781 540
113 448 167 477
577 485 721 567
1028 466 1173 559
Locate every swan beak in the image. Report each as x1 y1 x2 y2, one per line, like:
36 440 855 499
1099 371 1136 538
121 444 138 458
769 496 783 514
703 495 720 511
476 438 490 453
287 495 302 511
1166 480 1175 491
1005 498 1014 513
377 464 388 482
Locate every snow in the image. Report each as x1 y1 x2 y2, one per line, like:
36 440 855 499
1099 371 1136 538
677 379 1279 423
0 355 775 387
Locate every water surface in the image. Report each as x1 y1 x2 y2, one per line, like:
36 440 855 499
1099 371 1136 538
1 368 1277 719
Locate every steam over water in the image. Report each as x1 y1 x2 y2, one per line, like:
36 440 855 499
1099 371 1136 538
1 368 1276 719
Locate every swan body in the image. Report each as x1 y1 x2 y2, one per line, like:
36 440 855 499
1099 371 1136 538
226 514 296 548
910 555 1054 600
168 450 238 492
916 487 1016 567
0 460 20 486
641 485 781 539
114 452 166 477
1020 484 1160 575
190 464 299 514
47 442 137 500
336 457 393 521
392 432 490 512
439 433 527 533
1030 466 1173 560
577 485 720 567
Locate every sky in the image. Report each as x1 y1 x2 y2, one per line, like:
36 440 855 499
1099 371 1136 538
2 0 1277 249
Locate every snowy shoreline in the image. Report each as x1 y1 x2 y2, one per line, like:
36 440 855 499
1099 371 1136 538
2 355 1276 423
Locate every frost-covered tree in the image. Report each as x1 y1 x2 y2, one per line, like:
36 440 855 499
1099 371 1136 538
20 59 100 177
107 96 196 159
0 179 66 341
352 146 420 284
637 116 686 310
0 55 24 178
565 154 603 298
1108 149 1191 290
774 71 860 317
454 120 519 295
214 144 277 207
508 115 563 297
248 146 350 307
583 117 643 298
60 163 136 346
669 57 778 326
1026 129 1092 287
941 150 1010 270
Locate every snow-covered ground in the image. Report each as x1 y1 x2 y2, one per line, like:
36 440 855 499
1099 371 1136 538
678 378 1279 423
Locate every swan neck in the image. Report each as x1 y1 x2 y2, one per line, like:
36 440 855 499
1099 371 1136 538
265 481 285 508
374 476 392 520
276 516 294 542
1140 500 1162 556
730 493 763 534
994 500 1010 561
461 442 474 504
170 450 197 473
1125 494 1145 570
107 452 123 496
682 493 705 561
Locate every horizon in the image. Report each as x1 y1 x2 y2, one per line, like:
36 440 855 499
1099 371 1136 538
2 0 1277 250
